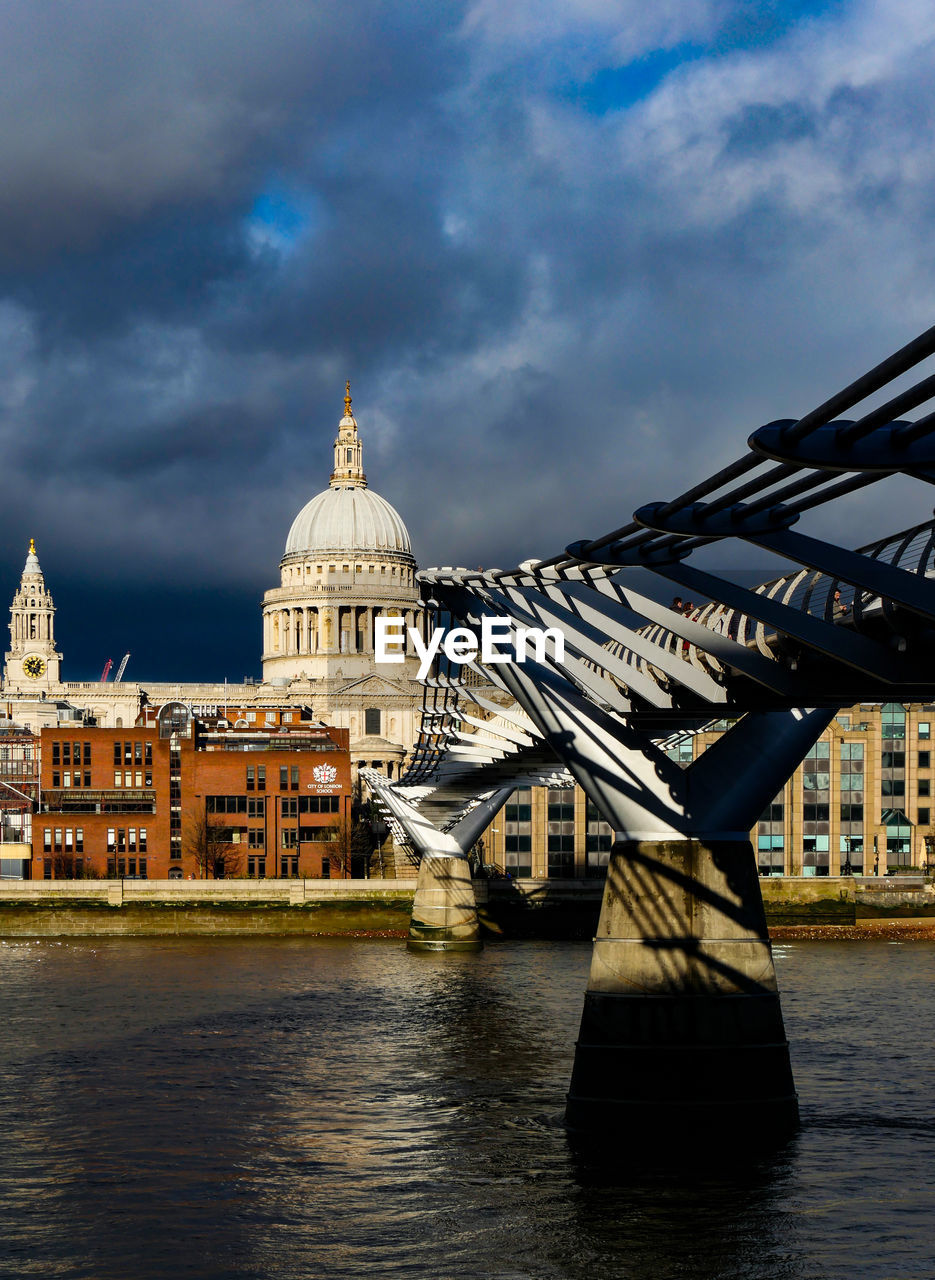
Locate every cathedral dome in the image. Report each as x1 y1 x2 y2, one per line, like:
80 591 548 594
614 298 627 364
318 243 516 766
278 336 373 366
284 485 412 557
281 383 413 561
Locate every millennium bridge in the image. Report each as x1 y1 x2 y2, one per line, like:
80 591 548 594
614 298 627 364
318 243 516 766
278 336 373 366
364 322 935 1152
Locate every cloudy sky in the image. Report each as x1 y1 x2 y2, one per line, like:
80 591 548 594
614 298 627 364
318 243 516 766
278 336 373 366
1 0 934 679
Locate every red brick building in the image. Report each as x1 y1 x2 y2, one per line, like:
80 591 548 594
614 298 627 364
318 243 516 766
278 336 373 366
35 708 350 879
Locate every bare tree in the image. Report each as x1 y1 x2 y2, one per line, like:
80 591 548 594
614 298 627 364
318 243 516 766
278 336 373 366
318 821 352 877
183 812 244 879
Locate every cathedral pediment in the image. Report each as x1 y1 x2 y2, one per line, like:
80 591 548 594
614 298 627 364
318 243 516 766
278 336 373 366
329 672 415 698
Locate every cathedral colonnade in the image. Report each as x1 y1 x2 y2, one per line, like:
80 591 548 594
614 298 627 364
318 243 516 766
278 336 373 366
262 599 422 660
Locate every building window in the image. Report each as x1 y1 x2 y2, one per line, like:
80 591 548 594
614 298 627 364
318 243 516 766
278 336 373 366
365 708 381 736
585 800 613 875
921 779 932 797
248 798 265 818
75 828 84 853
884 810 913 866
257 766 266 791
247 766 255 791
291 766 299 791
298 796 340 814
281 798 298 818
279 766 288 790
547 787 575 877
52 742 60 765
503 787 533 877
206 796 248 814
282 829 298 848
920 751 931 770
248 830 265 848
920 722 931 740
247 856 266 878
882 703 907 740
919 808 930 826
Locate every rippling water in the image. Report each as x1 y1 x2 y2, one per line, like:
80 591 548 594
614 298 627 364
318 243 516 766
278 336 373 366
0 936 933 1279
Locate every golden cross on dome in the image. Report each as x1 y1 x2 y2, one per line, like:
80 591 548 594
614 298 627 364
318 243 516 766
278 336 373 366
28 538 35 554
344 380 352 418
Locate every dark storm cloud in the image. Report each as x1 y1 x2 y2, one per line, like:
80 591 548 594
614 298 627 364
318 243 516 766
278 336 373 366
2 0 935 680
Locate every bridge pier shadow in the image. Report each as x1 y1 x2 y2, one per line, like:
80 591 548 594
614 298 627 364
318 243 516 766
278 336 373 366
566 836 798 1153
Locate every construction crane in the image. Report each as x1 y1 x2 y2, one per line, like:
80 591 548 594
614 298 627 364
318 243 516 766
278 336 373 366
99 659 113 683
113 653 131 684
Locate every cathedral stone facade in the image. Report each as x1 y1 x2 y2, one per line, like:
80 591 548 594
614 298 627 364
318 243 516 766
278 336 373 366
1 387 425 781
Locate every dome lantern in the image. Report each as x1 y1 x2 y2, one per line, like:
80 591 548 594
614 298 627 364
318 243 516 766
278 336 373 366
330 380 366 490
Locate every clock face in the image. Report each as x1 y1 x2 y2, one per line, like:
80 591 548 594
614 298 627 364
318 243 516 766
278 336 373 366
23 655 46 679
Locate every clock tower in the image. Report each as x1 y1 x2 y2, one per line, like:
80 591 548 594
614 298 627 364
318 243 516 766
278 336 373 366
4 539 63 691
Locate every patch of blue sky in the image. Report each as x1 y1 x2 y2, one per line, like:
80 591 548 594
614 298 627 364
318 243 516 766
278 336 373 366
563 0 852 116
566 44 704 115
245 185 321 257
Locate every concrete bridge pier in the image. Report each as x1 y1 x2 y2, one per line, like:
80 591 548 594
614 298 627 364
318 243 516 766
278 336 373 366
362 774 514 952
565 833 797 1150
407 851 483 952
486 656 833 1149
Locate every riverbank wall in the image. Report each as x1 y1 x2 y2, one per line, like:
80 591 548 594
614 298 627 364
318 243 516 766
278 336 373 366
0 876 932 938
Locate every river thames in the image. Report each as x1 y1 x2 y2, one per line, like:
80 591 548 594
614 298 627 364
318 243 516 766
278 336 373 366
0 937 932 1279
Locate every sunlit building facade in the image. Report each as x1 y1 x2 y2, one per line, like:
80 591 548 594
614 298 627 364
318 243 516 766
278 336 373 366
482 702 935 878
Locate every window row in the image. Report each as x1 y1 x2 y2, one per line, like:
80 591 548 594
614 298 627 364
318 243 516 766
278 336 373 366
42 827 84 853
107 827 148 853
50 741 91 766
205 796 267 816
279 796 341 816
112 741 153 766
107 858 147 879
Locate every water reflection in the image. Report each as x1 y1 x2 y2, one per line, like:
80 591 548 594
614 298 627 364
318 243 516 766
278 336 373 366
0 938 933 1279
